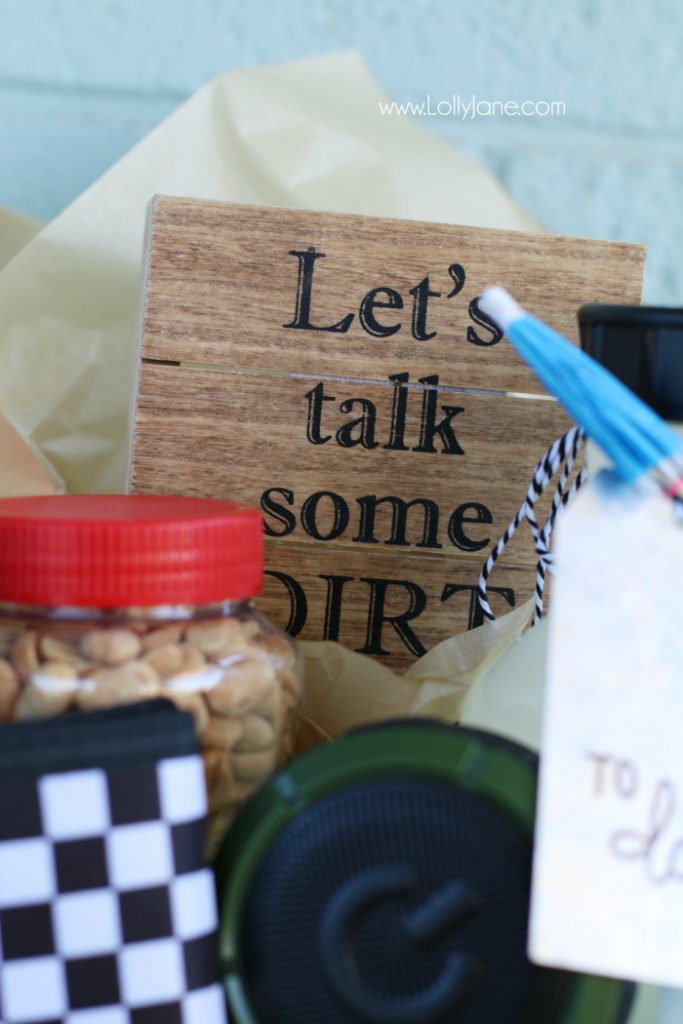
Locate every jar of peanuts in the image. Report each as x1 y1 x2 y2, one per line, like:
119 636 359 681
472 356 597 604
0 495 301 855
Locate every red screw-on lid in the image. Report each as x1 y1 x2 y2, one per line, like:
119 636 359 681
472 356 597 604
0 495 263 607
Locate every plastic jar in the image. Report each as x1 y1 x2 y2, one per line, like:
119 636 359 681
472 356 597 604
579 304 683 475
0 494 301 855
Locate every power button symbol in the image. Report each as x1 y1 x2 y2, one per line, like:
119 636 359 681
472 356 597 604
321 864 481 1023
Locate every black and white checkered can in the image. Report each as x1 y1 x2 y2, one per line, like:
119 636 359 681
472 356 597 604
0 701 228 1024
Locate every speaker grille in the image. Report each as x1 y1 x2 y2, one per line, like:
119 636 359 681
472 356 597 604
240 777 568 1023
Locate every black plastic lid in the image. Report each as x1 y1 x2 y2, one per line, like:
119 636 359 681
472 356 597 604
214 722 635 1024
578 304 683 421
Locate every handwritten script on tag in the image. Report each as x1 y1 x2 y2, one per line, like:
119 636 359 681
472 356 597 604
530 472 683 988
590 752 683 886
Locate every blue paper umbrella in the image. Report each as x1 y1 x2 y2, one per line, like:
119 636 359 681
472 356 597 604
479 287 683 489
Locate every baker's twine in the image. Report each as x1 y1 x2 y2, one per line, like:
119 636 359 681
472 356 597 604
477 426 587 626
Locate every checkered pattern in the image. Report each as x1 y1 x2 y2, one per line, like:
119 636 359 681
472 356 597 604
0 755 227 1024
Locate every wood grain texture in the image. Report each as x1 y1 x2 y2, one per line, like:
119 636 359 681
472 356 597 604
131 196 644 669
132 363 575 568
257 543 533 671
141 196 645 395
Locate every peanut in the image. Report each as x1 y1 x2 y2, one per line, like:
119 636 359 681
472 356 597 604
79 628 142 665
143 642 185 677
181 643 206 671
186 618 259 661
11 631 39 681
205 660 276 716
202 713 245 750
2 611 300 856
0 658 19 719
253 685 283 729
166 663 223 694
39 635 84 665
141 623 185 651
16 663 78 718
77 660 160 711
234 713 275 753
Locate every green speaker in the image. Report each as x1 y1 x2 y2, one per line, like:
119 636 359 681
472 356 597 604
215 722 635 1023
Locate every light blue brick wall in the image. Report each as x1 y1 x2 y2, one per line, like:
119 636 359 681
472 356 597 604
0 0 680 303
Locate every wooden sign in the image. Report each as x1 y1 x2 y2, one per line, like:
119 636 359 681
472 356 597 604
130 197 645 669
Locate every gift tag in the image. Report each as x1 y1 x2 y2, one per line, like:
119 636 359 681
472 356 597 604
529 471 683 988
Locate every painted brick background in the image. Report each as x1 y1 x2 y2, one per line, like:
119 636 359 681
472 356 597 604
0 0 680 302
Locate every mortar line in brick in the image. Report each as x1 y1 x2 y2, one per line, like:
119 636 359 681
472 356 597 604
438 124 683 162
0 77 189 104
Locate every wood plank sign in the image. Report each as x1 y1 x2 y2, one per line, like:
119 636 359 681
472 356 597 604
130 197 645 670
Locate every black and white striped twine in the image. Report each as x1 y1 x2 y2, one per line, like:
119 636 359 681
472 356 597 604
477 426 587 625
